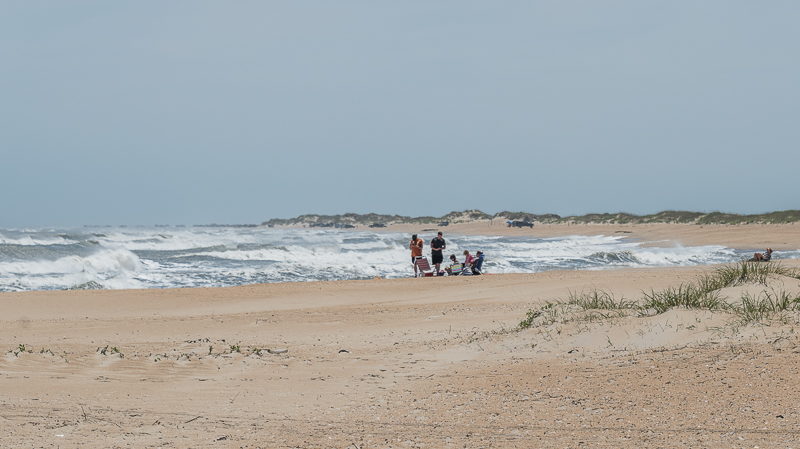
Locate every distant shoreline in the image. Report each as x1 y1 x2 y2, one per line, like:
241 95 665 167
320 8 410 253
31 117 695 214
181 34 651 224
261 209 800 228
260 210 800 251
267 221 800 251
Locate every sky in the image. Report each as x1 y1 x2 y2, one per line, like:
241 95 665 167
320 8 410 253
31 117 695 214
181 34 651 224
1 1 799 227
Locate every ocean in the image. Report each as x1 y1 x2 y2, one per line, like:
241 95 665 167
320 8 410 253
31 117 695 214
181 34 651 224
0 226 796 292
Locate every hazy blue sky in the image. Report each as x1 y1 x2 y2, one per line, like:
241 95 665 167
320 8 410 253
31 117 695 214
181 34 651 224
2 1 798 227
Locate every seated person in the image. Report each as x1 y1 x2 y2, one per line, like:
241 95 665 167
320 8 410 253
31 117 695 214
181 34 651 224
445 254 464 275
463 250 475 269
750 248 773 262
471 251 485 275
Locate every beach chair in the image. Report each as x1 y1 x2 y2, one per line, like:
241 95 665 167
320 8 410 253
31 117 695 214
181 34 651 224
414 257 435 277
447 263 464 276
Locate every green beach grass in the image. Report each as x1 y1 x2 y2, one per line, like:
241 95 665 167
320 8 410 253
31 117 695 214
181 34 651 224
519 261 800 329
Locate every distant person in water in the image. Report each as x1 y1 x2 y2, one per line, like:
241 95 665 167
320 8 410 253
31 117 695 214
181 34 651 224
410 234 424 276
750 248 773 262
430 232 446 275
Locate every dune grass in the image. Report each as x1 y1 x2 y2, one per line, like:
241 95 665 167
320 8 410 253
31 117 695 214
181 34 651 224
519 261 800 329
714 261 798 286
739 290 800 323
641 284 728 315
566 289 637 310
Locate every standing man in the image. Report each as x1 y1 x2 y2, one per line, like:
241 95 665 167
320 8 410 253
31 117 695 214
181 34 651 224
430 231 446 275
410 234 424 276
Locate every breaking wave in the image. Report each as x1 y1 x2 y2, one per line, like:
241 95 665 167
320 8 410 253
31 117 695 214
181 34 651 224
1 226 798 292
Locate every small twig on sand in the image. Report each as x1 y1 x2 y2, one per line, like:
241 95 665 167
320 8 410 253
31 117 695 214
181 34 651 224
95 417 122 428
229 392 241 404
184 415 202 424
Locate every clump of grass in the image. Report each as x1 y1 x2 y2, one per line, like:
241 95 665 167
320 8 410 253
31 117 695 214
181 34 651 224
738 290 800 323
9 344 33 356
694 273 728 293
714 261 798 287
566 289 636 310
641 284 728 314
518 303 557 329
518 290 635 330
97 345 123 357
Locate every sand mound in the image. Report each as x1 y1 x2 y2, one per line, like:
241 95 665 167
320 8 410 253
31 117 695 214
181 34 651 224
715 274 800 306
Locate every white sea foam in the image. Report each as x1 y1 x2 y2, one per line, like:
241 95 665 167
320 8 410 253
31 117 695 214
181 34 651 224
1 226 798 292
0 232 72 246
0 247 144 291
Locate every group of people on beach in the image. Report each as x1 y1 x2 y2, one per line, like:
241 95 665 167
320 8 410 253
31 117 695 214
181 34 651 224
409 232 484 277
408 231 776 278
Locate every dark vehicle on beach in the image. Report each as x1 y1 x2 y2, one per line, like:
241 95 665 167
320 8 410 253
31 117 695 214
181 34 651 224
437 221 450 227
508 220 534 228
310 222 334 228
369 223 387 228
334 223 355 229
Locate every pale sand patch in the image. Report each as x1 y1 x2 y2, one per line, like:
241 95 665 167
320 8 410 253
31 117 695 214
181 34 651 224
344 221 800 250
2 260 800 447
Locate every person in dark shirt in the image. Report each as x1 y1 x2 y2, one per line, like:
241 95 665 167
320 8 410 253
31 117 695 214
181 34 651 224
430 232 446 275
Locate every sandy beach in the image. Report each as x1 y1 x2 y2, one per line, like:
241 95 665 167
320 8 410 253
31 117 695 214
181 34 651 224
379 221 800 250
2 224 800 448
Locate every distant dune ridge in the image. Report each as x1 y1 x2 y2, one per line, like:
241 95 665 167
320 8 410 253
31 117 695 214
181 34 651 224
262 209 800 227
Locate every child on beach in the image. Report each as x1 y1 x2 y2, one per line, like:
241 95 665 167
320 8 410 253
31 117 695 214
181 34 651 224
445 254 463 275
463 250 474 269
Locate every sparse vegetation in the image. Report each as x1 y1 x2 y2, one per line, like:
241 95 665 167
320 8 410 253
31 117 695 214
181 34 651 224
261 209 800 227
97 345 124 358
738 290 800 323
714 261 797 286
519 262 800 329
518 303 556 329
8 344 33 356
641 284 728 314
567 289 636 310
